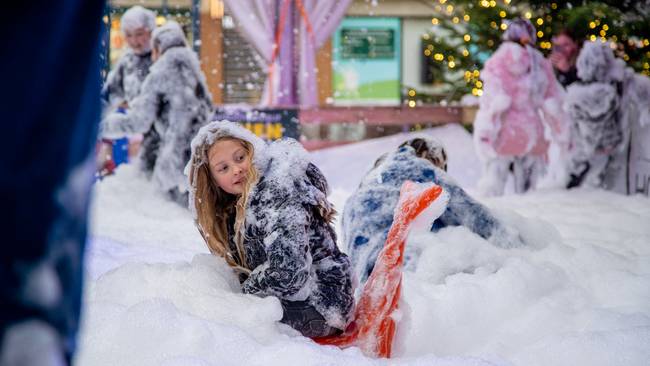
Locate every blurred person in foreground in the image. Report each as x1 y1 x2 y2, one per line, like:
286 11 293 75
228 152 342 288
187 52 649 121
0 1 105 365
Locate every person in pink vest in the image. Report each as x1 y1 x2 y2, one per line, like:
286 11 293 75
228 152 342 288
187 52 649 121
473 17 570 196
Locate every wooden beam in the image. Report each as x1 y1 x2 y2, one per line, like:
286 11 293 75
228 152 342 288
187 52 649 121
199 11 223 104
299 106 463 126
316 39 333 106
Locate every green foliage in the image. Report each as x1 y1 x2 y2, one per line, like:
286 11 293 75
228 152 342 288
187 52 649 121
416 0 650 102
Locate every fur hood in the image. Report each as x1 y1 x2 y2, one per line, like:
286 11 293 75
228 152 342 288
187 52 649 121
186 120 267 218
186 120 333 221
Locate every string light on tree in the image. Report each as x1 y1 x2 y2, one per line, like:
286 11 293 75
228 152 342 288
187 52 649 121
418 0 649 102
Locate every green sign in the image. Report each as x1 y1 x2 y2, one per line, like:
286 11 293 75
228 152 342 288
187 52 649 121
341 28 395 59
333 17 401 106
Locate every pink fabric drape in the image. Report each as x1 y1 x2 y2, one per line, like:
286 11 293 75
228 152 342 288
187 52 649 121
223 0 352 107
297 0 353 107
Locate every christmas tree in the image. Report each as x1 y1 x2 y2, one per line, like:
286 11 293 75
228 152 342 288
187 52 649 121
411 0 650 104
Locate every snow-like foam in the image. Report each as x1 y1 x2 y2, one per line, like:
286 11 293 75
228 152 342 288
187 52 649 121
80 126 650 366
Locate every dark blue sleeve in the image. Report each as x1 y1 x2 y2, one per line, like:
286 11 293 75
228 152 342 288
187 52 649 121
433 181 500 240
0 1 105 363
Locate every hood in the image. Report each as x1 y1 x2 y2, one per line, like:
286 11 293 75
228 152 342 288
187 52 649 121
185 120 267 216
152 20 187 54
502 17 536 44
577 41 626 83
121 5 156 33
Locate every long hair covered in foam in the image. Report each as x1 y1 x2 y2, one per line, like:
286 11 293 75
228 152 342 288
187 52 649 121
186 121 266 273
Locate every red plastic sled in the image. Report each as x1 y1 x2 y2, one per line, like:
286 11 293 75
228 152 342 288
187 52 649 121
314 181 444 358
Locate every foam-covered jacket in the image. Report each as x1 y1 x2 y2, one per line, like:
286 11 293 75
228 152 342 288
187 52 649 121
102 49 152 107
101 44 213 194
343 145 523 284
564 41 650 189
474 42 569 160
185 122 355 331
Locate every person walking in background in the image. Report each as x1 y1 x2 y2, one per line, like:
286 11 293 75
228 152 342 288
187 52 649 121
101 21 214 205
98 5 156 176
549 28 581 88
0 1 105 364
473 17 570 196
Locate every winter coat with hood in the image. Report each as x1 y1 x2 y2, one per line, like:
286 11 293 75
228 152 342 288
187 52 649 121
102 21 213 197
342 143 524 285
187 121 355 333
474 40 569 160
101 5 155 108
564 41 650 189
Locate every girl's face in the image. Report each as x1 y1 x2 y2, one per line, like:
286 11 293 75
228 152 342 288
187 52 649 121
208 139 250 195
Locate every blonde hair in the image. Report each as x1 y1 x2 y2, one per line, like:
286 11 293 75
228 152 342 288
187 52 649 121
190 136 259 274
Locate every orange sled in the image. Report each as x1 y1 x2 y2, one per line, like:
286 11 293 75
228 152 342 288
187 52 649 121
314 181 444 358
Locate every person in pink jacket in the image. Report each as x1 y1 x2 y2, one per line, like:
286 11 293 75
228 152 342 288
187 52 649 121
474 18 570 196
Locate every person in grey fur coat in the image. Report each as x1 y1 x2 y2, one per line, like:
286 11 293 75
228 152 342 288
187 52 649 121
186 121 354 338
101 6 156 108
98 6 156 175
101 21 214 204
564 41 650 191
